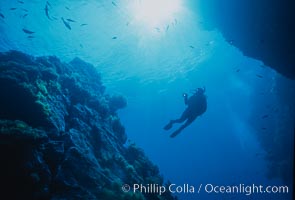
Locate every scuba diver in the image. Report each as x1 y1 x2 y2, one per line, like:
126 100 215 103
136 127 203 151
163 87 207 138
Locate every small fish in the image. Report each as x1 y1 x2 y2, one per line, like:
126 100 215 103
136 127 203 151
189 45 194 49
262 114 269 119
112 1 117 7
66 18 76 23
112 36 117 39
45 4 51 20
21 8 28 12
80 44 83 48
80 23 88 26
61 17 71 30
155 27 160 32
65 6 70 10
256 74 263 78
10 8 17 10
166 25 169 31
236 69 240 72
17 0 24 4
0 13 5 19
174 18 177 25
22 28 35 34
46 1 51 7
126 22 129 26
27 35 35 39
261 127 267 130
22 13 28 18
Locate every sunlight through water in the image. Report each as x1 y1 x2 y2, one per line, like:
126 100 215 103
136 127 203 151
129 0 183 31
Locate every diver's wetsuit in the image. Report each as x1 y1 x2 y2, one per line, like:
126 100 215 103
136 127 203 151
164 89 207 138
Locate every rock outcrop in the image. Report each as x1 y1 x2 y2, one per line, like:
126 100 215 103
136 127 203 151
193 0 295 79
249 75 295 184
0 51 176 200
191 0 295 183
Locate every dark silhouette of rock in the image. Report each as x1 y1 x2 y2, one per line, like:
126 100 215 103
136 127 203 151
0 51 176 200
193 0 295 79
248 75 295 184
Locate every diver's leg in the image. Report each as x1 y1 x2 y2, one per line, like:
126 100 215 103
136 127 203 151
170 116 197 138
163 121 174 130
163 109 188 130
172 109 189 123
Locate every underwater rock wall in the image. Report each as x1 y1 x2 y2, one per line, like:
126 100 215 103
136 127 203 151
0 51 176 200
249 75 295 184
194 0 295 79
191 0 295 184
192 0 295 183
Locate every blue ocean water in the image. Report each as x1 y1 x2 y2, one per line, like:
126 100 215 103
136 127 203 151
0 0 293 199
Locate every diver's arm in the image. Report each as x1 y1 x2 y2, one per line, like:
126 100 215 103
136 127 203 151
183 93 188 105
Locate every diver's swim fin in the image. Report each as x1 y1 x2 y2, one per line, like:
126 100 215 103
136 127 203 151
170 129 182 138
163 121 173 130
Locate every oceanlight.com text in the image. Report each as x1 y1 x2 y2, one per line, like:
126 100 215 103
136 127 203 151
204 183 289 196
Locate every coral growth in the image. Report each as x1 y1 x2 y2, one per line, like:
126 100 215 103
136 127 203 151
0 51 176 200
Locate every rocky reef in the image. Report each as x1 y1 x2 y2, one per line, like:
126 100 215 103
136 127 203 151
193 0 295 79
0 51 176 200
249 74 294 184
